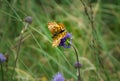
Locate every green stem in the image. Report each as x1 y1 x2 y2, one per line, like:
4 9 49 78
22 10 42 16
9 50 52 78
1 64 4 81
79 0 91 22
80 0 110 80
97 53 110 81
10 23 28 81
10 34 22 81
71 44 82 81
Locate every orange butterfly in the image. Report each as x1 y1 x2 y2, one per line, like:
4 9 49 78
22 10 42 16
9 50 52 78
48 22 67 47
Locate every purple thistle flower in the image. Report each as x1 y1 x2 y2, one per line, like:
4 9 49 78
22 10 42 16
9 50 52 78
52 72 64 81
0 53 6 63
59 33 72 48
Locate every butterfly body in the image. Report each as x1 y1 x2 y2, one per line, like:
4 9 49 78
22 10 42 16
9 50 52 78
52 29 65 38
48 22 67 47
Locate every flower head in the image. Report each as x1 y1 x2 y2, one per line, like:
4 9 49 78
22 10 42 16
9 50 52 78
24 16 32 24
52 72 64 81
74 62 82 68
0 53 6 63
59 33 72 48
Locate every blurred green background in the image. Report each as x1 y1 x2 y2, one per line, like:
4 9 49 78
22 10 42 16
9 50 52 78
0 0 120 81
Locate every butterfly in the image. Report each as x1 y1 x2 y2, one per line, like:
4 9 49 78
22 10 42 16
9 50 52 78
48 22 67 47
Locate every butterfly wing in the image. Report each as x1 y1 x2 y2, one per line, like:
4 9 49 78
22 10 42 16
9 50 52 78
48 22 65 35
52 31 67 47
48 22 67 47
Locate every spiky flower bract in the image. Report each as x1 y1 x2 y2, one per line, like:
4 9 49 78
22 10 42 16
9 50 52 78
59 33 72 48
52 72 64 81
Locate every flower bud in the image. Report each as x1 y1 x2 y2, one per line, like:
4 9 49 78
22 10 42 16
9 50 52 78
24 16 32 24
74 62 82 68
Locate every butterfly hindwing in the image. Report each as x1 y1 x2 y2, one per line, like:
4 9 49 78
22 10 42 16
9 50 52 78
52 31 67 47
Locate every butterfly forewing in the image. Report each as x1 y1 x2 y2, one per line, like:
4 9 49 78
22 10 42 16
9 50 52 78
48 22 65 35
48 22 67 47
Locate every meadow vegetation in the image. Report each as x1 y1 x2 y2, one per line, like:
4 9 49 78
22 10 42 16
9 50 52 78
0 0 120 81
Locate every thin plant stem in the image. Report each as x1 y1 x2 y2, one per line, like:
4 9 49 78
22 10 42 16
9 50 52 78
10 23 28 81
96 52 110 81
79 0 110 80
11 23 28 50
1 64 4 81
71 44 82 81
89 2 110 81
10 34 23 81
79 0 91 22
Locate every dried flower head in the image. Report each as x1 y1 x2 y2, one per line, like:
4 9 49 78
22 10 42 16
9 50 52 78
59 33 72 48
53 72 64 81
0 53 6 63
24 16 32 24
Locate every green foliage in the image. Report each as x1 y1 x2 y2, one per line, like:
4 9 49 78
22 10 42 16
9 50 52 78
0 0 120 81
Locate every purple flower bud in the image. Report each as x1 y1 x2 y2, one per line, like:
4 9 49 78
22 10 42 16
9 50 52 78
74 62 82 68
52 72 64 81
24 16 32 24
